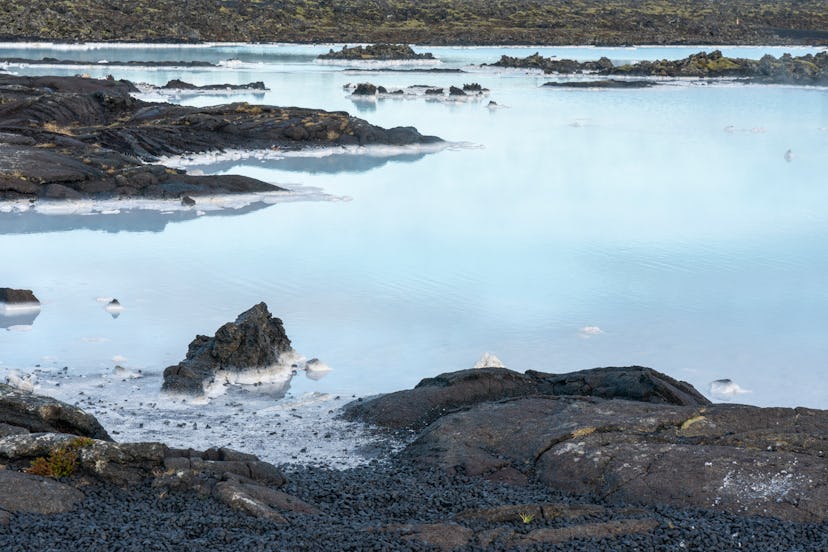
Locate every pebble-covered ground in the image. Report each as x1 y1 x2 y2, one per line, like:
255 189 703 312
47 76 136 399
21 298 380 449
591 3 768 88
2 460 826 551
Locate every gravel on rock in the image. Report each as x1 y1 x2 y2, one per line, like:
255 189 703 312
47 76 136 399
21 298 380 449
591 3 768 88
1 460 826 551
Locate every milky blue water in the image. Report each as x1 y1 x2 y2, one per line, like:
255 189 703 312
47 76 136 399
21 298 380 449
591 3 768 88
2 43 827 410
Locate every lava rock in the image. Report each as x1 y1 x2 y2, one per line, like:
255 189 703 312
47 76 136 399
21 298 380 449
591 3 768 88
0 288 39 306
0 383 111 440
161 302 293 395
343 366 709 430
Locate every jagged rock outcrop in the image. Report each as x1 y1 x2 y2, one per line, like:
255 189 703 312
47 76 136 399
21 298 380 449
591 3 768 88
162 303 293 395
0 383 111 440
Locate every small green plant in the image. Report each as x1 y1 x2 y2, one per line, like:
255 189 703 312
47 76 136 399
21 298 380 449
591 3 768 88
26 437 94 479
518 512 535 524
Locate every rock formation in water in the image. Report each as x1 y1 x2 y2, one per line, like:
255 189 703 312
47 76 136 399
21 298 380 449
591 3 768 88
493 50 828 86
162 303 293 395
318 44 434 61
0 74 441 201
345 366 827 523
0 288 39 306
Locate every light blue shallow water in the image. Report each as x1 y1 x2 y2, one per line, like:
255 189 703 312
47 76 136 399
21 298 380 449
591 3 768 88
1 44 827 408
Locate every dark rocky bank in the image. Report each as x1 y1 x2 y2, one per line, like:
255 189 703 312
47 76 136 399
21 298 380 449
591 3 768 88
0 0 825 46
1 359 826 550
0 74 440 201
494 50 828 86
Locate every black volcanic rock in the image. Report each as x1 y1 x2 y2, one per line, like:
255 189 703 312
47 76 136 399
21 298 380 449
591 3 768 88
0 288 39 306
344 366 709 430
543 79 657 88
0 74 442 201
160 79 267 91
162 303 293 395
0 383 111 440
493 50 828 85
319 44 434 61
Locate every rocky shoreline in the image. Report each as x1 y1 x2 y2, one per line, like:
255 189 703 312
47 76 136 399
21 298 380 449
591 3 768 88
0 74 440 202
1 357 826 549
493 50 828 86
0 306 828 551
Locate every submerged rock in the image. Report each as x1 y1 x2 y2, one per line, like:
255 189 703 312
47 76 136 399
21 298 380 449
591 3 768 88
162 302 293 395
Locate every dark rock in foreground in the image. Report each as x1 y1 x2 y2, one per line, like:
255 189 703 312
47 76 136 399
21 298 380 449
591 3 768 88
493 50 828 86
318 44 434 61
0 383 111 440
344 366 709 430
0 74 441 201
162 302 292 395
347 366 827 523
0 288 39 306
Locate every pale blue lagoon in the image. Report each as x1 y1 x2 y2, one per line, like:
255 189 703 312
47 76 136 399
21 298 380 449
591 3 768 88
2 44 827 425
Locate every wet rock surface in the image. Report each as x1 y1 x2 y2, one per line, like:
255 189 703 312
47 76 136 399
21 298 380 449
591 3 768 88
493 50 828 85
0 74 441 201
162 302 293 395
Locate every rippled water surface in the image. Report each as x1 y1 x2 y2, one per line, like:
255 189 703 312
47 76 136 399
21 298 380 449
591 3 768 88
2 43 827 411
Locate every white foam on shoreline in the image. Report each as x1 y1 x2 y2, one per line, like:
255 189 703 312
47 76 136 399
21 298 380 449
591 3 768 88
2 365 405 469
0 187 341 217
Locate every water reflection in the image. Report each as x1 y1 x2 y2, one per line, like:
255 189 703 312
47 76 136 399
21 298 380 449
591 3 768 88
0 308 40 330
0 201 272 234
184 150 432 175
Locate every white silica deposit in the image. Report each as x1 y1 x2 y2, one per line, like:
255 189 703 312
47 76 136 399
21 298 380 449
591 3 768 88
1 364 408 469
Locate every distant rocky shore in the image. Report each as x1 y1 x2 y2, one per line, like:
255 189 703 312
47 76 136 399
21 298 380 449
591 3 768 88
493 50 828 86
0 74 440 202
0 0 826 46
